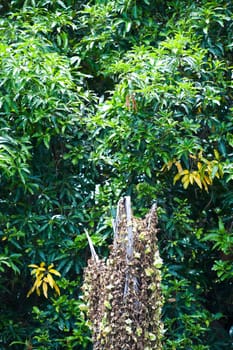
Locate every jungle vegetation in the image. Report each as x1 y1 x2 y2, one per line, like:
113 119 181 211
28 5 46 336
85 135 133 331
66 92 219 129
0 0 232 349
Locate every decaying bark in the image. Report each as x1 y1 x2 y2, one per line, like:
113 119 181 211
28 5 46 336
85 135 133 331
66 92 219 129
82 196 163 350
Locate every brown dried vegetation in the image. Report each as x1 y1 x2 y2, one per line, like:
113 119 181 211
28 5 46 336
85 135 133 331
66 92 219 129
83 197 163 350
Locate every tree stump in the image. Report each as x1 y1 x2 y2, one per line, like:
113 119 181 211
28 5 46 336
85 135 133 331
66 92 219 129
83 196 163 350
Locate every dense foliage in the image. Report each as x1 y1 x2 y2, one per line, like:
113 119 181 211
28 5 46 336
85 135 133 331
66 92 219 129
0 0 232 349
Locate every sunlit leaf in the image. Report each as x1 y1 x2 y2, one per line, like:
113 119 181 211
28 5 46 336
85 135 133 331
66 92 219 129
49 268 61 277
42 281 48 298
214 149 220 160
189 172 194 185
173 172 182 185
53 282 61 296
46 273 55 289
175 161 183 173
28 264 39 268
27 262 61 298
193 174 202 189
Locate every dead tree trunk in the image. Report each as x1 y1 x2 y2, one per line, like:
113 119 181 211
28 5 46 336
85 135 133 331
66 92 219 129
83 196 163 350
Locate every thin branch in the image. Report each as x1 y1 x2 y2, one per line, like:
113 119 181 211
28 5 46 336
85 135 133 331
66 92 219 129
125 196 133 260
124 196 134 298
113 197 124 247
147 202 157 230
84 229 99 263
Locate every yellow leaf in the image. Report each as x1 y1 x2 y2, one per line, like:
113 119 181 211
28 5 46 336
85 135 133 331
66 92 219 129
181 174 189 183
27 276 42 297
27 262 61 298
35 277 43 289
189 172 194 185
53 282 61 296
204 175 212 185
27 283 36 298
49 268 61 277
161 160 174 172
28 264 39 268
175 161 183 173
36 267 46 272
180 169 189 175
189 154 197 159
46 273 55 289
198 150 203 159
160 163 167 172
181 174 190 189
206 165 212 175
183 179 190 189
167 160 175 170
197 162 202 170
42 281 48 298
27 288 34 298
193 174 202 189
214 149 220 160
173 172 182 185
35 268 46 277
201 178 209 192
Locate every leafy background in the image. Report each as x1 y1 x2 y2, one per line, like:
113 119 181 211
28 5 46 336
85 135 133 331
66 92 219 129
0 0 232 349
